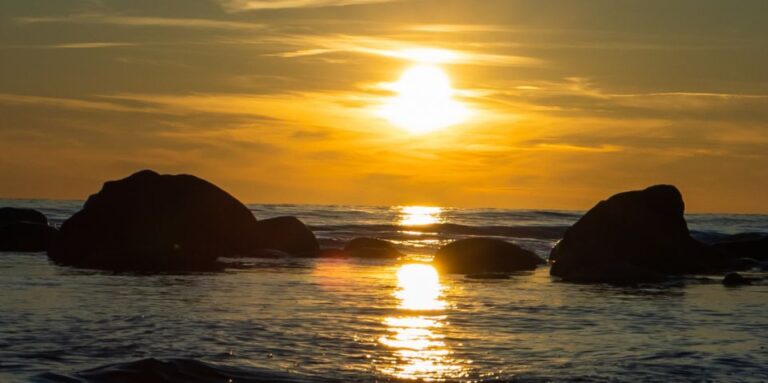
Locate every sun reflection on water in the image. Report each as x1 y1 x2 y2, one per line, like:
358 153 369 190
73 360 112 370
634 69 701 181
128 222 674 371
395 264 445 311
398 206 444 226
379 264 466 380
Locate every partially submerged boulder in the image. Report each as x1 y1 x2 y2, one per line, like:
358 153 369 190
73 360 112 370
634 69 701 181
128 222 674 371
713 235 768 262
344 238 402 259
549 185 726 283
48 170 259 271
249 216 319 256
0 222 58 252
558 263 667 285
0 207 48 226
722 272 751 286
434 238 543 274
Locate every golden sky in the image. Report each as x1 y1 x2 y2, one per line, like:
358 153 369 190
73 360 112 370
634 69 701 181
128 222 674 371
1 0 767 212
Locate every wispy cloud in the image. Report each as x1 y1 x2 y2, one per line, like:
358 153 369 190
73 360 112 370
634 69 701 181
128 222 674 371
48 42 139 49
219 0 399 11
0 93 159 114
406 24 522 33
264 34 542 66
531 143 624 153
16 14 263 30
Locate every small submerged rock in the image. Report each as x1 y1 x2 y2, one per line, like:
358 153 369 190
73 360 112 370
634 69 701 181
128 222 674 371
250 216 319 257
465 272 512 280
343 237 402 259
34 357 333 383
558 263 667 285
722 272 752 287
434 237 543 274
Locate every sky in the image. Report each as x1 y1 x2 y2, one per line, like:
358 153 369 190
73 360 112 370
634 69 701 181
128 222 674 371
1 0 767 212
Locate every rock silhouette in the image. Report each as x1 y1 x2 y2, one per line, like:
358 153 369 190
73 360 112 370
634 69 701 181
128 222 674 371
434 237 543 274
0 222 58 252
343 238 402 259
549 185 726 283
0 207 48 226
250 216 319 256
722 272 751 286
713 235 768 262
0 207 56 252
48 170 259 271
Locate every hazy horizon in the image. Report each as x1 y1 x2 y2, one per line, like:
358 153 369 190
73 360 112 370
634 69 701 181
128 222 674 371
2 0 767 213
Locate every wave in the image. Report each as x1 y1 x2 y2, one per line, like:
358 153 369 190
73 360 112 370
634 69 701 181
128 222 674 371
33 358 337 383
309 223 569 240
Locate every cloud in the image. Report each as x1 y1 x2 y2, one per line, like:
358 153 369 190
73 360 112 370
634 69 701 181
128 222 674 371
406 24 521 33
531 143 624 153
264 34 542 66
218 0 399 11
16 14 263 30
0 94 159 114
478 78 768 123
47 42 139 49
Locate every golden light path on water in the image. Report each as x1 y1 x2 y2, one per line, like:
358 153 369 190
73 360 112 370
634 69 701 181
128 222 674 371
398 206 444 226
378 264 466 380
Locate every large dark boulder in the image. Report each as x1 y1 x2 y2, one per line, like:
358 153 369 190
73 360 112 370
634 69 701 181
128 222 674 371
344 238 403 259
557 263 667 285
48 170 259 271
549 185 726 283
0 222 58 252
434 238 544 274
0 207 48 226
250 216 319 256
713 235 768 261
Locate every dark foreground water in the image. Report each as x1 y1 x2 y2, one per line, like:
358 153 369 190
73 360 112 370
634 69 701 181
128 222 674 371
1 201 767 382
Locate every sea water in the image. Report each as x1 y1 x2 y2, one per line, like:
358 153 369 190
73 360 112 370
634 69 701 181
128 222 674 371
1 200 766 382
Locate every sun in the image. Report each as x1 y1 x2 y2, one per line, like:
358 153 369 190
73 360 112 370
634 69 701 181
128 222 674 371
378 64 470 134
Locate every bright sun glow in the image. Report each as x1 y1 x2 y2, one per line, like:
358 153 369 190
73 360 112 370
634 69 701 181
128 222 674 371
378 64 470 134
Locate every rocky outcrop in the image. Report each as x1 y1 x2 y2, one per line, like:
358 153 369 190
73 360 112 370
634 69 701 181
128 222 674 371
249 216 319 256
48 170 259 271
434 238 543 274
549 185 726 284
343 238 402 259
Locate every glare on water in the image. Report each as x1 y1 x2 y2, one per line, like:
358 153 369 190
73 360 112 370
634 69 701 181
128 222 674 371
395 264 445 311
379 264 465 380
398 206 444 226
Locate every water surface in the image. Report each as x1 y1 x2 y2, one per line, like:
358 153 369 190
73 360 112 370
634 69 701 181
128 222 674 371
1 201 766 382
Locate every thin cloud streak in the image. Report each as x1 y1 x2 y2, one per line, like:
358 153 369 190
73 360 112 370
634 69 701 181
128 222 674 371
219 0 400 11
16 14 264 30
263 34 543 66
48 42 140 49
0 94 162 114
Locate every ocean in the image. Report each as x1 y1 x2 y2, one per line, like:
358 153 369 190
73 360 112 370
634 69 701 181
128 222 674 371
1 200 767 382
